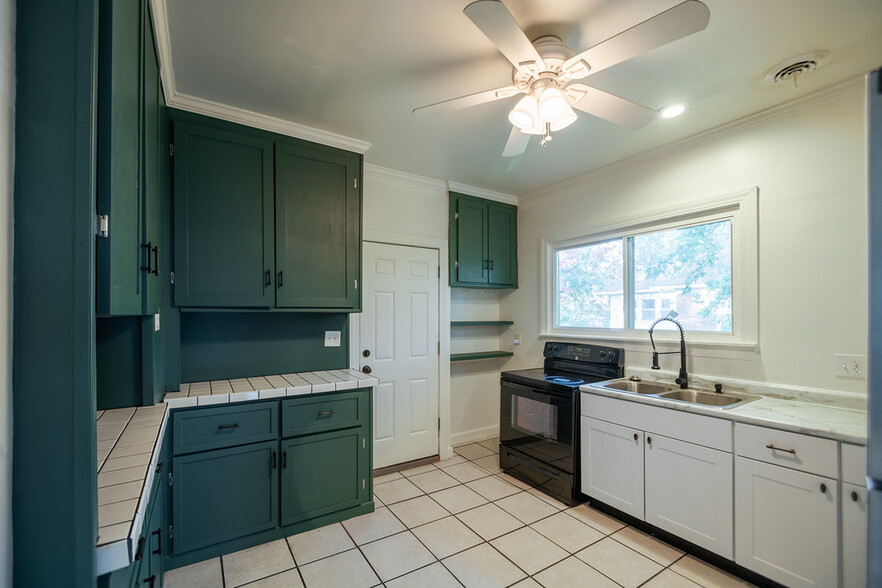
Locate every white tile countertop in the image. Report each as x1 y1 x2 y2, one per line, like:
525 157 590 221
581 371 867 445
95 369 378 576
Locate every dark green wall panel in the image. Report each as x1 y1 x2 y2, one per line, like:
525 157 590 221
180 312 349 381
97 317 142 410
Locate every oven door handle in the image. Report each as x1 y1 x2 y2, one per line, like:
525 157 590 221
503 449 560 480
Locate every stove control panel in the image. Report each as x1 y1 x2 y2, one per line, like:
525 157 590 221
543 341 623 366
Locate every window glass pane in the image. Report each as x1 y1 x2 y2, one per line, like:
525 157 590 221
556 240 624 328
632 220 732 332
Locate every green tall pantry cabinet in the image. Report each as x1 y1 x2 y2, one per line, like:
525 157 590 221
97 0 164 316
172 113 362 311
449 192 518 288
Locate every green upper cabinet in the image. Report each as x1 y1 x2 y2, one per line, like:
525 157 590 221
171 112 363 311
96 0 164 316
449 192 518 288
172 121 275 308
275 142 361 309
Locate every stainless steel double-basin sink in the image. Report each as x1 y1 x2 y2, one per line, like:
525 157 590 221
589 378 757 409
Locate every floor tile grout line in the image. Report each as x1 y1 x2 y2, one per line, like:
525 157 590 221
281 531 308 588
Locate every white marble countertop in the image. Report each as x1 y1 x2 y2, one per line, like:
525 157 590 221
96 369 378 576
581 379 867 445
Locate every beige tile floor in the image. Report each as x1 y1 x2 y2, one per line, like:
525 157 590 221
164 438 755 588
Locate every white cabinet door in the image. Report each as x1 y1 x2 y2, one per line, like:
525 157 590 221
842 482 867 588
581 416 644 519
645 433 733 558
734 457 838 587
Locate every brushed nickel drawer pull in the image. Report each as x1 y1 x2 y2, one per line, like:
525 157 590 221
766 444 796 454
318 410 336 416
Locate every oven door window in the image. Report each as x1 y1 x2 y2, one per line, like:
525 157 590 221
512 394 558 440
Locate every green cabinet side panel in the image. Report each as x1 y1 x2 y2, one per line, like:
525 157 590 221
487 201 518 287
173 440 279 554
173 122 275 307
275 141 361 309
140 0 161 315
96 0 142 315
280 429 363 526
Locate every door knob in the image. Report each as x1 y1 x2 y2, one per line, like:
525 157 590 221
362 366 372 374
363 350 371 357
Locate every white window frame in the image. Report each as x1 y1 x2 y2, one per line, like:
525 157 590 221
540 187 758 349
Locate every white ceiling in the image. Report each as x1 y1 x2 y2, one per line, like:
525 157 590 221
158 0 882 196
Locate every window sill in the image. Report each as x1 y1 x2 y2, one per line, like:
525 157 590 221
539 332 759 353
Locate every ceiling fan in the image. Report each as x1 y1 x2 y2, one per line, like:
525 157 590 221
413 0 710 157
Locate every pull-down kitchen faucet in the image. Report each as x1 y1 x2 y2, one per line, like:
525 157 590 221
649 314 688 389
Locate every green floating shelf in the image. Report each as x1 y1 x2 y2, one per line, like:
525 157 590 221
450 320 514 327
450 351 514 362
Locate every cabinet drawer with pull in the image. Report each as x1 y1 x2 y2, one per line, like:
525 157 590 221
282 390 363 437
173 401 278 455
734 423 837 477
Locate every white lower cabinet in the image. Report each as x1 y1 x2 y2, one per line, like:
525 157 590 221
841 482 867 588
581 416 644 519
645 433 733 558
734 456 838 587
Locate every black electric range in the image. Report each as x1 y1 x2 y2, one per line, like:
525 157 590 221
499 341 624 506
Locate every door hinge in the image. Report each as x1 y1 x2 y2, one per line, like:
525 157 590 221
168 524 174 539
354 279 358 290
96 214 109 238
437 342 440 355
362 438 366 449
362 478 366 490
168 472 173 487
170 271 175 285
438 266 440 278
354 177 358 189
455 212 459 220
454 260 459 269
169 144 174 156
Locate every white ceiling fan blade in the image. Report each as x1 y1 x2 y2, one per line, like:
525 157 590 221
502 126 530 157
464 0 545 72
562 0 710 79
566 84 656 129
412 85 522 117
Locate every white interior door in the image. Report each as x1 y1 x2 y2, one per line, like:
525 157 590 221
360 242 440 469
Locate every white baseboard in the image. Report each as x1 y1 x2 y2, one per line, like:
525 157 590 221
450 425 500 447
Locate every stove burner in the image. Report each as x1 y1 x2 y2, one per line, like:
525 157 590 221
544 375 585 386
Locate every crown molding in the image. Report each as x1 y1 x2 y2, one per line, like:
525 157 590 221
520 76 865 203
364 164 447 192
447 181 518 205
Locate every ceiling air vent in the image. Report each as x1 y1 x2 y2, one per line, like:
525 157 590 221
764 52 828 86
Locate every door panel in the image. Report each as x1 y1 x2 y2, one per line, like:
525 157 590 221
487 202 518 287
645 433 733 558
454 197 487 285
275 142 360 309
173 122 275 307
581 416 644 519
361 242 440 468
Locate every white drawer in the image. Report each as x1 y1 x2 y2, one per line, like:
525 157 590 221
841 443 867 486
734 423 837 478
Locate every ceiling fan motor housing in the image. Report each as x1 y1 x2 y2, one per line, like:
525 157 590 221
512 36 575 93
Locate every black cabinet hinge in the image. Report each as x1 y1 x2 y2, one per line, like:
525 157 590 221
169 144 174 156
168 472 173 487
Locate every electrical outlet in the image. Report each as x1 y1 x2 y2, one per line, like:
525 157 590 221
833 354 865 378
324 331 341 347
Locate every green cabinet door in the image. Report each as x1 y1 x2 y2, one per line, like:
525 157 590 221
172 440 279 554
280 428 365 526
487 201 518 287
451 194 488 286
96 0 143 316
173 122 275 307
275 142 361 309
140 0 161 315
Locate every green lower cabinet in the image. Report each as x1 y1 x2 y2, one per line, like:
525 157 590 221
280 428 365 526
172 440 279 554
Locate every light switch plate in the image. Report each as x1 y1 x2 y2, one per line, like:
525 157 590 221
324 331 341 347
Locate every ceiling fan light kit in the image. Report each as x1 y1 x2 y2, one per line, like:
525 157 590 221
413 0 710 157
